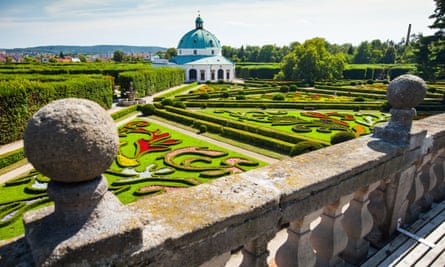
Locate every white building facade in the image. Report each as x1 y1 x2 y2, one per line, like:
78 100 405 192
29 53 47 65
170 15 235 83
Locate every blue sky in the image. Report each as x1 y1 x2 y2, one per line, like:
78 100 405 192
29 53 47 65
0 0 437 49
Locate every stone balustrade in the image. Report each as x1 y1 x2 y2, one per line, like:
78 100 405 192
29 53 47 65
1 75 444 266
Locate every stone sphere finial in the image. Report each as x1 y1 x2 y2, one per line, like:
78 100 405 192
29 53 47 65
24 98 119 183
387 74 427 109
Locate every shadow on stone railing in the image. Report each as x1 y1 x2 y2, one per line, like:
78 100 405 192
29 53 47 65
1 75 445 267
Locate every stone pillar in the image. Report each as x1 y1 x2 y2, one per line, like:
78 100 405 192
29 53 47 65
383 165 417 240
430 153 445 202
310 194 354 267
23 98 143 266
367 179 390 247
240 231 275 267
341 182 380 265
275 209 323 267
373 74 427 146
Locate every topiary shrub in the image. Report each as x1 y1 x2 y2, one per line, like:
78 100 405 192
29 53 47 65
236 95 246 100
289 141 323 157
289 85 298 92
161 98 174 106
199 93 210 99
280 85 289 93
330 131 356 145
354 97 366 102
199 124 208 133
366 79 374 84
272 93 285 101
138 104 156 116
173 101 186 109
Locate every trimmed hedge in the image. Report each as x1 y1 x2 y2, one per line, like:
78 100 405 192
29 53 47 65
220 127 295 154
289 141 324 156
388 67 415 80
111 105 140 120
235 65 280 79
0 148 25 169
138 104 156 116
183 100 381 110
0 77 112 144
330 131 356 145
154 108 295 154
116 68 184 97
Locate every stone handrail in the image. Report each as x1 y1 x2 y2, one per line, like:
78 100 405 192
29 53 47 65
1 75 444 266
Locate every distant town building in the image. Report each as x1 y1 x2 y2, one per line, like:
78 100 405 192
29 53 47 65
155 15 235 83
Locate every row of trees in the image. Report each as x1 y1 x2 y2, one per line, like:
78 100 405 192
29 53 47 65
221 38 415 65
229 0 444 82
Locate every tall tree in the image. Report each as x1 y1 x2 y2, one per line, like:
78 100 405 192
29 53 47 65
257 44 276 62
381 46 396 64
276 38 345 83
353 41 373 63
113 50 124 62
165 48 178 59
414 0 445 80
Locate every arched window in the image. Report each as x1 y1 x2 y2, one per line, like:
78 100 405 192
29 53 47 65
200 70 205 81
226 70 230 80
189 69 197 81
193 50 197 55
217 69 224 80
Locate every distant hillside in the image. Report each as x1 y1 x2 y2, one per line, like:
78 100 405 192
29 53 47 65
1 45 167 55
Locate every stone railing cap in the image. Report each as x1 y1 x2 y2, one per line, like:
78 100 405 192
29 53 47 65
387 74 427 109
24 98 119 183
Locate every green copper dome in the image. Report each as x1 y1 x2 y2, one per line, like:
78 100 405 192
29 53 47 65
177 16 221 49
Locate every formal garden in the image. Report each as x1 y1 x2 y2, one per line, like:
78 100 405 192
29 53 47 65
0 117 264 240
0 63 444 240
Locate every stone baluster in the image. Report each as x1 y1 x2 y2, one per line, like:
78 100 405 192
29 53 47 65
430 153 445 202
366 180 389 246
310 194 354 266
405 151 435 223
275 208 323 267
22 98 143 266
341 181 380 265
240 231 276 267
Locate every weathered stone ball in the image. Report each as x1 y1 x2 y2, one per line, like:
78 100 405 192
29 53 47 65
24 98 119 183
387 74 427 109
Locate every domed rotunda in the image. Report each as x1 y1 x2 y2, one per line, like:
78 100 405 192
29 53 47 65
170 15 235 83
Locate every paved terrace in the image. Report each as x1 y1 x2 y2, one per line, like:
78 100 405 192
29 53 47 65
0 75 444 266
